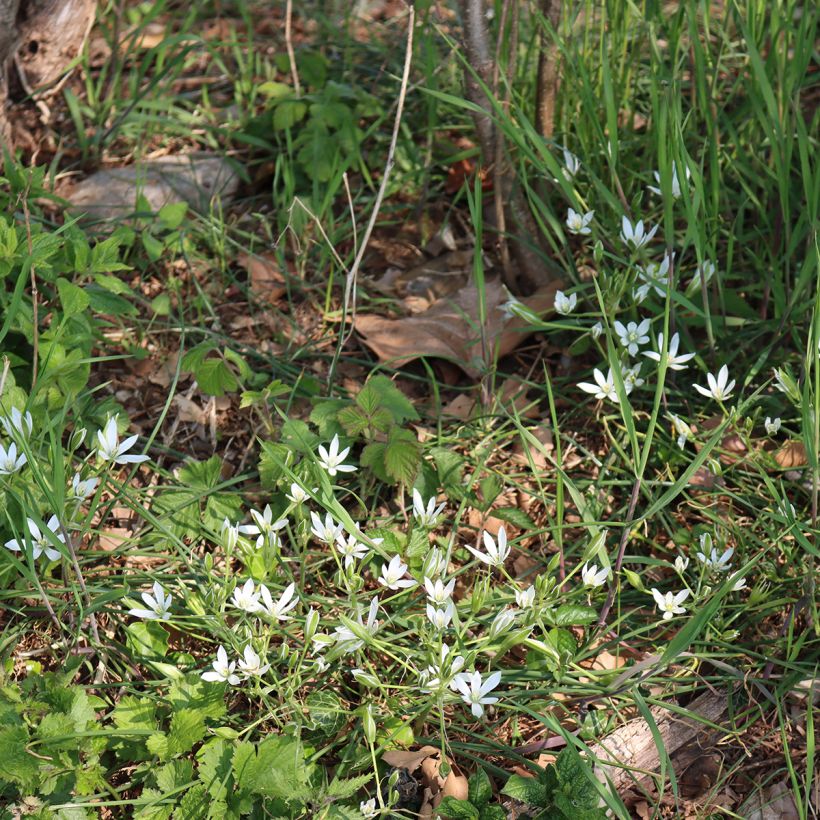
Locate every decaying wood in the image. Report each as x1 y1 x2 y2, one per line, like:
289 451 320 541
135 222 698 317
0 0 96 155
588 688 736 793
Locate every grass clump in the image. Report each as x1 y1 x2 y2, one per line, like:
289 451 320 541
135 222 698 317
0 0 818 817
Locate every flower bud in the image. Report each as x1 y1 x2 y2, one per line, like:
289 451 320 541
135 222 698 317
362 705 376 744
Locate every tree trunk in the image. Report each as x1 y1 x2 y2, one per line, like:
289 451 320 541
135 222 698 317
0 0 96 156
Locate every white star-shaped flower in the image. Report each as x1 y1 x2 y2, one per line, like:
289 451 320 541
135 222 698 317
412 489 446 528
231 579 261 613
614 318 651 356
128 581 172 620
515 585 536 609
565 208 594 236
581 562 609 588
0 408 33 440
424 576 455 606
310 511 344 545
465 527 510 568
377 554 416 590
237 645 270 677
453 670 502 718
693 365 735 401
201 646 241 685
95 416 149 465
651 588 689 620
0 442 26 475
554 290 578 315
426 601 454 630
258 582 298 621
4 515 65 561
647 162 690 199
644 332 696 371
578 368 619 403
316 434 356 477
620 216 658 250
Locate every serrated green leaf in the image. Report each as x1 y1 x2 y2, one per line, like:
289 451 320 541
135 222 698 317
431 446 469 500
468 767 493 807
305 690 345 736
194 357 238 396
384 427 421 486
158 202 188 230
57 278 90 318
492 507 536 530
112 696 157 731
174 783 210 819
325 771 372 800
281 418 318 452
437 796 480 819
555 747 602 811
273 100 307 130
258 440 291 489
134 787 174 820
362 375 419 423
232 735 309 799
197 739 233 801
167 675 227 722
501 773 549 806
156 759 194 793
545 605 598 627
360 441 388 482
309 399 347 438
479 807 507 820
0 724 39 787
125 621 169 659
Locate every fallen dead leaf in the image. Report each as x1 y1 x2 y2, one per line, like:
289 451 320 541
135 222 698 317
774 440 808 468
237 251 287 305
355 278 560 376
173 395 209 425
742 781 800 820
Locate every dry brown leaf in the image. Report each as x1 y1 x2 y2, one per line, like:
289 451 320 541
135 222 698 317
237 251 287 304
382 745 439 773
173 395 209 425
355 279 560 376
742 781 800 820
774 440 808 468
441 769 469 798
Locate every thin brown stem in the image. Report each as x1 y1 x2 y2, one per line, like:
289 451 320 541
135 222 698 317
596 476 642 629
285 0 301 97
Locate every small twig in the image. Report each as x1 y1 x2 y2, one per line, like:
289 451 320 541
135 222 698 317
332 5 415 376
597 476 642 629
284 0 302 97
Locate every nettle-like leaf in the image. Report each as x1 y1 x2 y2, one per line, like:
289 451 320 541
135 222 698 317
197 738 234 802
147 708 206 761
232 735 309 800
500 773 549 806
167 674 227 721
545 605 598 627
383 427 421 486
468 768 493 807
437 795 480 819
325 771 372 800
181 343 239 396
554 746 604 813
364 375 419 424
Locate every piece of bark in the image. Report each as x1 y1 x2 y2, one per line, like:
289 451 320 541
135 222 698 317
588 688 734 793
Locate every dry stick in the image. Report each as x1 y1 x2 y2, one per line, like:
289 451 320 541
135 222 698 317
337 5 415 352
284 0 301 98
596 476 642 629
